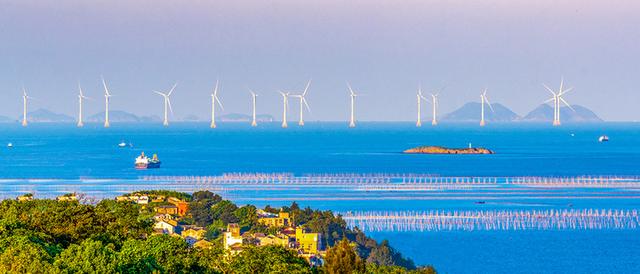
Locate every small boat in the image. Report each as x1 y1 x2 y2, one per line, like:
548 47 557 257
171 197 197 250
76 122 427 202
7 143 13 148
135 152 161 169
598 135 609 142
118 141 127 148
474 201 486 204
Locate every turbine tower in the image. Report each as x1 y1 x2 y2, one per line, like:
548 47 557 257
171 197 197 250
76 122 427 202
249 89 258 127
102 77 112 128
479 89 494 127
153 83 177 126
291 80 312 126
430 92 439 126
416 86 428 127
210 80 223 128
77 83 91 127
543 78 574 126
347 82 358 128
279 91 290 128
21 87 31 127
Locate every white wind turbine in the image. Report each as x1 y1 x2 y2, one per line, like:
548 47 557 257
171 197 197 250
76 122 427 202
347 82 359 128
429 92 439 126
77 83 91 127
249 89 258 127
210 80 224 128
153 83 177 126
21 87 32 127
543 78 574 126
479 88 494 127
102 77 113 128
278 91 290 128
416 86 428 127
291 80 312 126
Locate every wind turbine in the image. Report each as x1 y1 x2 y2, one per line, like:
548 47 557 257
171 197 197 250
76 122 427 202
210 80 223 128
347 82 359 128
479 88 494 127
543 78 574 126
416 86 428 127
278 91 290 128
430 92 439 126
102 77 112 128
291 80 311 126
249 89 258 127
21 87 32 127
77 83 91 127
153 83 177 126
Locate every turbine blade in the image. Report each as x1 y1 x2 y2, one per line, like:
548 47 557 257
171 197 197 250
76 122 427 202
214 79 219 95
215 96 224 110
302 79 311 96
153 91 165 96
484 95 495 112
542 84 556 96
302 97 311 112
167 83 177 96
102 76 110 96
167 98 174 114
347 82 355 95
559 97 575 111
559 87 574 96
543 97 555 104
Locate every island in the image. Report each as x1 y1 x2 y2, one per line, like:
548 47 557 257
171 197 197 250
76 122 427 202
404 146 494 154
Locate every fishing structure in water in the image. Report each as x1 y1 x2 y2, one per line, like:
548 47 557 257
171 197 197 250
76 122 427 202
341 209 640 232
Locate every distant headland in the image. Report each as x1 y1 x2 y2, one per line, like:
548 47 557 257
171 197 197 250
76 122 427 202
404 146 494 154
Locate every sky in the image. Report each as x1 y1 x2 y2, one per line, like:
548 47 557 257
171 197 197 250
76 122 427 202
0 0 639 121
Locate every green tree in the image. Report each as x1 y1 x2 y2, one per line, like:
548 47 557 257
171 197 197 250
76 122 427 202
117 239 161 273
234 205 258 228
0 236 54 273
367 240 415 269
210 200 239 224
324 238 366 274
229 245 312 274
53 239 118 273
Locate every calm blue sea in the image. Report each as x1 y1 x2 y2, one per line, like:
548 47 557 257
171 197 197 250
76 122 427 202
1 122 639 273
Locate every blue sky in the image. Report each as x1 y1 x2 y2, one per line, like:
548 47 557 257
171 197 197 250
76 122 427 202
0 0 638 121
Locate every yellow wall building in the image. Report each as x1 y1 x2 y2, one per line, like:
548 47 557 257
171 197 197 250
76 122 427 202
258 212 291 227
295 227 322 254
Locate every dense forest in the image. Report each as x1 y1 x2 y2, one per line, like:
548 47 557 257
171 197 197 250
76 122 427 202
0 190 436 273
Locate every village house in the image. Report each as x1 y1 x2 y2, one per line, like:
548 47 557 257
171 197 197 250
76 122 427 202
295 227 322 254
155 204 179 215
57 193 77 202
167 197 189 216
256 233 292 248
181 225 207 245
223 223 243 253
153 213 174 222
17 194 33 202
193 239 213 249
258 211 291 227
153 219 178 235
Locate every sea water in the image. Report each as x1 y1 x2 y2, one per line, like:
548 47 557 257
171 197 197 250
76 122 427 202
1 122 639 273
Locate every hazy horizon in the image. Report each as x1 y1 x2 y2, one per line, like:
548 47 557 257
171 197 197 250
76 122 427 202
1 0 639 121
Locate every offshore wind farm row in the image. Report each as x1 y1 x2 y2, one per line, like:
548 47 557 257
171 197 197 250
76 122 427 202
15 77 587 128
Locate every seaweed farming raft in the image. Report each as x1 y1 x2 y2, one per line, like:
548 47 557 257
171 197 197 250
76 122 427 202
341 209 640 232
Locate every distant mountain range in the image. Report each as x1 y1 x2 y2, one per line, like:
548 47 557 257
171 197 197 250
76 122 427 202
0 105 603 124
219 113 274 122
442 102 602 123
521 104 603 123
0 115 13 123
86 111 161 123
442 102 520 122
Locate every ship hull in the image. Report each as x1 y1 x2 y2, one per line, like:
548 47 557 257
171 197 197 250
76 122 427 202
135 162 161 169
